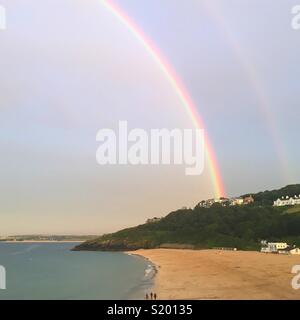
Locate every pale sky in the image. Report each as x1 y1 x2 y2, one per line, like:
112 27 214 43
0 0 299 235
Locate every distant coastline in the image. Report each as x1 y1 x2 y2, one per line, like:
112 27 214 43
0 235 96 243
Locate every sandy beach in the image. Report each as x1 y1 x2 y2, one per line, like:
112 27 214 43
134 249 300 300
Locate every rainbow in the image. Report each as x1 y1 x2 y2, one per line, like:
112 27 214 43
100 0 226 198
203 1 292 182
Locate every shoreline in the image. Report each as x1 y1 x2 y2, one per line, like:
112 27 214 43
125 252 158 300
131 248 300 300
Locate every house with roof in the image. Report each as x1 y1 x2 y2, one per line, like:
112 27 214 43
261 241 300 255
273 195 300 207
261 242 288 253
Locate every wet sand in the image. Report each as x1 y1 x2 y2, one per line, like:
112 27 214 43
134 249 300 300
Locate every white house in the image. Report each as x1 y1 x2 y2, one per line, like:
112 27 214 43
197 196 253 208
261 240 300 254
230 198 244 206
261 242 288 253
273 195 300 207
197 198 229 208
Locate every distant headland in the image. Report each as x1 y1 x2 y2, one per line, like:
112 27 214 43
73 184 300 252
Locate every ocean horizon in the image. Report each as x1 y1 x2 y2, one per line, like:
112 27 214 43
0 242 154 300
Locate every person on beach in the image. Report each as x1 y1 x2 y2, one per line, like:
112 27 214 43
154 293 157 300
150 292 153 300
145 293 149 300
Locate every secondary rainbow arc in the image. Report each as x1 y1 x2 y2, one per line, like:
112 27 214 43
100 0 226 198
203 1 292 182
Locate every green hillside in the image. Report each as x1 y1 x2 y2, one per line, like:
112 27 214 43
243 184 300 206
73 184 300 252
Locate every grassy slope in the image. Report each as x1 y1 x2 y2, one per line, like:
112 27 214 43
74 184 300 251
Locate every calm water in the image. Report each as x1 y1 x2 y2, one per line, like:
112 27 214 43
0 243 153 300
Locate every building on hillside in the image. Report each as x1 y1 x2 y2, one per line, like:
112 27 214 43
197 200 208 208
243 195 254 205
207 199 216 207
262 241 300 255
197 198 215 208
197 197 229 208
278 247 300 255
261 242 288 253
273 195 300 207
197 196 255 208
268 242 288 251
146 217 161 224
214 197 230 206
229 197 244 206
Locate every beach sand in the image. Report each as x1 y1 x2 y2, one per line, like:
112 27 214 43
134 249 300 300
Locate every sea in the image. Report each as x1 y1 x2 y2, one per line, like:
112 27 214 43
0 242 155 300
